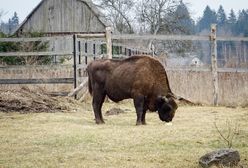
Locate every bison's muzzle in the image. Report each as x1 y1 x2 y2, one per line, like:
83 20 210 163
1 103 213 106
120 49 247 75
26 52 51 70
157 97 178 122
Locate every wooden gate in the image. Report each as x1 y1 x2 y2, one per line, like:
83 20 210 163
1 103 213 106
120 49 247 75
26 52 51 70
71 30 112 99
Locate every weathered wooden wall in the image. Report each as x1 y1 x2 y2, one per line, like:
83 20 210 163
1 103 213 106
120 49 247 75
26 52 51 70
17 0 106 34
50 36 73 53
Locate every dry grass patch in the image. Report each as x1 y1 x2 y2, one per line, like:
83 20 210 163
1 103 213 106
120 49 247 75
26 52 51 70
0 101 248 168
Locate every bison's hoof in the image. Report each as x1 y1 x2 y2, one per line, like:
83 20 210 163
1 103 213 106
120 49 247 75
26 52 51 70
96 120 105 124
136 122 145 126
96 122 105 125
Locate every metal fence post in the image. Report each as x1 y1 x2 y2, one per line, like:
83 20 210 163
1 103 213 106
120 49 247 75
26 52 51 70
210 24 219 106
73 34 78 99
85 42 88 64
78 41 81 64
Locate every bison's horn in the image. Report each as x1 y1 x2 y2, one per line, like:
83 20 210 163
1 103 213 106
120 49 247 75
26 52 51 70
162 96 169 103
167 93 178 99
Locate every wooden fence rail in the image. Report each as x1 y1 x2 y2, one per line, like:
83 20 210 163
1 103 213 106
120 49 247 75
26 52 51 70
0 36 72 42
0 51 72 57
112 34 248 42
0 78 73 84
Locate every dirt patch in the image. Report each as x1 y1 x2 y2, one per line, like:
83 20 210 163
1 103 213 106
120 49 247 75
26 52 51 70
105 108 126 116
0 87 80 113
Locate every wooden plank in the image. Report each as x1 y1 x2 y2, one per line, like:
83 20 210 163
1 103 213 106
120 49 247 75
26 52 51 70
112 34 248 42
0 64 72 70
0 51 73 57
165 67 248 73
217 36 248 42
112 34 210 41
0 36 72 42
76 64 87 70
217 68 248 73
0 78 74 84
165 67 211 72
77 76 88 82
76 33 105 38
68 77 88 97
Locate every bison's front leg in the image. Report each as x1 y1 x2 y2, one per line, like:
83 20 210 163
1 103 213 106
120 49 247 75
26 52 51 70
141 106 148 125
134 96 146 125
92 86 106 124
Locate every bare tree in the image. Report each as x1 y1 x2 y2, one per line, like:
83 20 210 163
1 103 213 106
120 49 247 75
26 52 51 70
137 0 180 35
214 119 240 148
93 0 195 56
136 0 181 52
137 0 196 55
94 0 135 34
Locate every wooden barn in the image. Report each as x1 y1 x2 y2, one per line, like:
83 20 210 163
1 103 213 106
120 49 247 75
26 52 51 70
15 0 109 35
14 0 111 59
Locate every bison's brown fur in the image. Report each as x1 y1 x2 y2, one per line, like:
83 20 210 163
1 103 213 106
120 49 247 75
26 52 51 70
87 55 178 125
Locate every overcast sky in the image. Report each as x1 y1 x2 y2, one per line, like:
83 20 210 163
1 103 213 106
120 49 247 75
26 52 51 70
0 0 247 23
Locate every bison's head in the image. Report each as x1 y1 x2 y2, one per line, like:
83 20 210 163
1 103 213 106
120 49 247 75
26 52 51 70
157 96 178 122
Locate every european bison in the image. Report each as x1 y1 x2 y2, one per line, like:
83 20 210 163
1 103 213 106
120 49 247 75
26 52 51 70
87 55 178 125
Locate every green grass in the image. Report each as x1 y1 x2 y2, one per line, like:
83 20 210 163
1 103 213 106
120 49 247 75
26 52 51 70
0 101 248 168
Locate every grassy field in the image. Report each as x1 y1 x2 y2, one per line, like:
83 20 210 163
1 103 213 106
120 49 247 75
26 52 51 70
0 100 248 168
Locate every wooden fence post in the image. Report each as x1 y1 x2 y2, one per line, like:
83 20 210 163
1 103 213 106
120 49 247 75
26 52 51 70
210 24 219 106
106 27 112 59
244 43 247 64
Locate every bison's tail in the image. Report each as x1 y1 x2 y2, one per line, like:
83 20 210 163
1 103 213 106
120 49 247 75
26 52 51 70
87 69 93 96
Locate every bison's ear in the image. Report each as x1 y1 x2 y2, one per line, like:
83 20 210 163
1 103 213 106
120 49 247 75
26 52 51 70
167 97 178 110
156 96 169 107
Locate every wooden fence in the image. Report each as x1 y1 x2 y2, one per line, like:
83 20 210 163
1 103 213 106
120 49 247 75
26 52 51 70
0 32 149 96
1 26 248 105
0 36 74 90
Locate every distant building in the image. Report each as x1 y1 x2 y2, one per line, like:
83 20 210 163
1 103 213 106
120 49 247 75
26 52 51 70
190 57 203 67
165 54 204 67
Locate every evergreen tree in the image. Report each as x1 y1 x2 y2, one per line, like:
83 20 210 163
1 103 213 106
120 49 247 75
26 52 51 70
173 0 195 34
228 9 236 24
197 6 217 32
7 12 19 34
236 10 248 36
8 19 12 34
227 9 237 33
11 12 19 26
217 5 227 27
